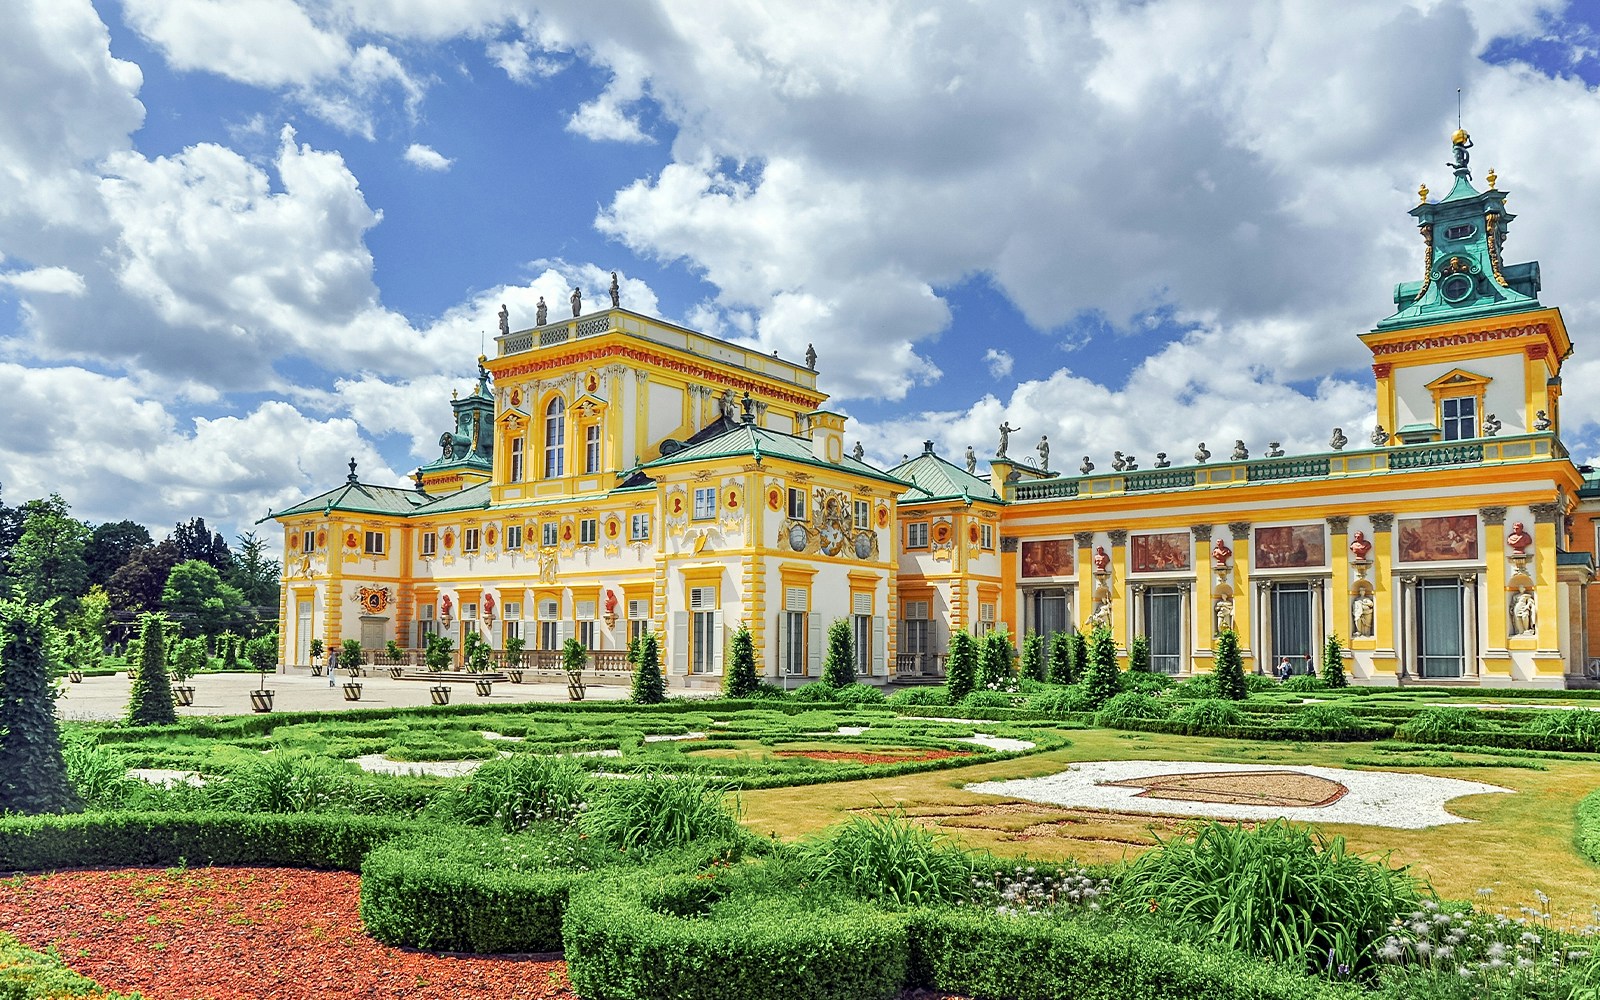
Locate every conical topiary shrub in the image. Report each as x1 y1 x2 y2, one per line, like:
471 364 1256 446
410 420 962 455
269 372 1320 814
0 600 79 814
821 618 856 688
631 632 666 704
978 629 1015 690
127 612 178 726
1084 626 1121 709
723 625 758 697
1022 632 1047 683
945 629 977 703
1128 633 1151 673
1214 628 1248 701
1321 633 1347 689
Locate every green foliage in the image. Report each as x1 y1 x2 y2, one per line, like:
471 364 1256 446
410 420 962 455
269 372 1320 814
1213 628 1247 701
171 636 206 684
563 868 908 1000
243 632 277 685
308 637 324 662
1578 787 1600 866
1121 819 1424 973
338 638 363 672
945 629 978 703
220 633 239 671
820 618 856 688
977 628 1015 690
0 929 138 999
160 559 248 637
1047 629 1079 685
450 754 593 831
1321 633 1347 688
9 494 89 617
723 625 759 698
462 628 491 672
796 811 973 906
791 681 841 702
1395 707 1482 741
561 637 586 675
384 638 404 663
62 585 109 671
0 601 79 814
501 634 524 667
61 732 139 810
1084 626 1121 709
1170 698 1246 733
829 682 887 705
1129 633 1152 673
580 772 742 855
424 631 454 670
1021 631 1047 683
126 612 177 726
1095 690 1172 727
959 689 1017 709
1120 669 1173 695
1290 703 1362 730
630 632 666 705
1024 683 1090 716
1281 674 1327 693
1528 708 1600 742
885 686 948 708
225 529 280 606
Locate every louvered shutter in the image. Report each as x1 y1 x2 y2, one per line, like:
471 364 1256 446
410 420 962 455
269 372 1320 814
807 613 823 675
873 616 886 675
671 612 689 673
712 611 725 672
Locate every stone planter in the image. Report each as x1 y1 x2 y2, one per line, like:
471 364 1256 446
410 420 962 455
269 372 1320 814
473 678 494 698
566 674 586 702
429 685 452 706
172 685 195 706
310 664 324 677
389 666 405 680
249 689 275 713
505 668 524 684
343 682 363 702
67 670 83 684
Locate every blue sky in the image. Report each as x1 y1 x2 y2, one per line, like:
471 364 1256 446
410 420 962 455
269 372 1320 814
2 0 1600 541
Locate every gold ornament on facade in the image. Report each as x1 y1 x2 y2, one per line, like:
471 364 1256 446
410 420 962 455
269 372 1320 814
1484 211 1509 287
1413 223 1434 302
1486 167 1497 190
1417 183 1429 204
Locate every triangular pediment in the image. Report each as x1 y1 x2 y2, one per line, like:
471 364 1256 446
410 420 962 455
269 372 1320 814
1423 368 1492 392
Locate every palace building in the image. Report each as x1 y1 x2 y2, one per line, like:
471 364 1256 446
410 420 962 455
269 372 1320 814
272 132 1596 688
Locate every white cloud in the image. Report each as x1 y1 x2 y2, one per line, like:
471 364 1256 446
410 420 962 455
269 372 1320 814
983 349 1013 380
403 143 453 172
0 266 85 295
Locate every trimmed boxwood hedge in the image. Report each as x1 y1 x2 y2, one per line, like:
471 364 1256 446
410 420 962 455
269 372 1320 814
906 908 1364 1000
0 931 134 999
1402 727 1600 753
1578 787 1600 866
1102 717 1394 742
0 811 412 873
563 869 909 1000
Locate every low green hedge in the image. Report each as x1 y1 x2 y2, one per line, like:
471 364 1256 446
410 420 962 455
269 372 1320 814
1578 788 1600 866
0 811 413 873
1104 717 1394 742
0 931 134 999
563 869 908 1000
360 830 581 953
906 908 1364 1000
1402 727 1600 753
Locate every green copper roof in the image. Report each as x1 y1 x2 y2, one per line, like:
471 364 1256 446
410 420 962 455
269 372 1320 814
1376 132 1541 332
414 482 492 514
642 421 911 489
887 444 1003 505
270 481 430 519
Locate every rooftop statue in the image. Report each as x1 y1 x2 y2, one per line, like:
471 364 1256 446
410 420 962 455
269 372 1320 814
609 271 620 308
965 446 976 474
1329 427 1348 451
1194 442 1210 464
535 296 547 326
1231 440 1248 461
996 421 1019 458
571 286 582 317
498 303 509 338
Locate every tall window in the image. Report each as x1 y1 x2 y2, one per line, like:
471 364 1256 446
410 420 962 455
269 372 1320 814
503 602 521 643
301 531 316 554
902 599 931 657
852 592 873 676
1028 590 1069 646
576 599 597 649
1270 582 1313 671
538 598 560 650
630 513 650 541
1143 586 1183 674
579 518 597 545
975 601 996 638
787 488 806 520
781 587 808 675
463 528 480 553
629 599 651 644
853 501 870 530
584 424 602 474
509 436 524 482
981 524 995 550
907 522 929 549
1441 396 1477 441
420 531 437 557
506 524 523 550
418 603 437 643
542 522 559 546
690 587 717 673
544 397 566 477
1417 578 1465 678
692 487 717 520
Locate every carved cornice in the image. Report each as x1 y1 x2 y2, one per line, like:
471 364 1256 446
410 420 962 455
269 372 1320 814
1479 505 1508 526
497 344 823 407
1228 521 1251 540
1369 513 1395 532
1325 515 1350 534
1368 322 1549 358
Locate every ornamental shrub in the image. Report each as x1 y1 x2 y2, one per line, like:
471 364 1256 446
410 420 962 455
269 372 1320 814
339 637 364 673
243 632 277 689
1084 627 1121 709
451 754 593 831
886 686 949 708
1321 633 1347 688
171 636 207 684
580 771 742 855
723 625 759 697
1170 698 1246 733
126 612 178 726
461 629 491 672
977 629 1015 690
1213 628 1247 701
1128 633 1152 673
0 601 79 814
1047 630 1077 685
308 637 324 663
1396 706 1481 741
830 682 886 705
1025 683 1091 716
1095 690 1171 728
562 637 587 676
220 633 239 671
959 689 1016 709
1281 674 1327 693
796 811 973 906
630 632 666 705
1120 669 1172 695
1529 708 1600 743
1022 631 1047 683
945 630 978 703
820 618 855 688
424 631 454 670
791 681 840 702
1289 703 1362 731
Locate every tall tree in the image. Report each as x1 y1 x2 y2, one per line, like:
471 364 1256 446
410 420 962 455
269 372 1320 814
107 539 182 616
172 517 232 572
0 600 79 813
0 483 25 593
10 494 90 615
228 530 280 606
85 520 153 587
161 559 249 637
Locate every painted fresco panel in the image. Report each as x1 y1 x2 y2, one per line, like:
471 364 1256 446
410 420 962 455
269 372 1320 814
1021 539 1073 578
1397 515 1479 562
1254 524 1327 569
1130 531 1190 573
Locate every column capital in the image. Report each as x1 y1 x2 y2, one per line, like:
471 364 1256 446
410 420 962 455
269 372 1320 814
1369 513 1395 532
1000 536 1019 553
1107 529 1129 546
1325 515 1350 534
1530 502 1562 524
1190 523 1213 540
1479 506 1508 525
1073 531 1094 548
1228 521 1252 540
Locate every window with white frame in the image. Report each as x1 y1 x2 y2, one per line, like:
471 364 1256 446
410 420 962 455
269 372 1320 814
907 522 929 549
854 500 870 530
506 524 523 550
787 487 806 520
629 599 651 644
780 586 808 675
579 518 597 545
363 530 385 555
852 592 873 676
981 524 994 550
902 599 931 657
509 436 524 482
538 597 560 650
544 397 566 478
975 601 996 637
692 487 717 520
463 527 480 553
630 513 650 541
1441 396 1477 442
503 602 522 642
420 531 437 557
584 424 602 474
576 598 597 649
301 530 317 554
463 602 477 621
543 522 560 546
689 587 718 673
418 603 438 642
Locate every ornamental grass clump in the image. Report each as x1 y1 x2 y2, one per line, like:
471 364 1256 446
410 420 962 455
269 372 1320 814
1024 683 1090 716
1291 703 1363 732
1121 818 1425 974
1398 706 1482 742
1094 690 1171 728
796 811 973 907
1170 697 1246 733
1529 709 1600 745
453 753 592 831
581 771 741 854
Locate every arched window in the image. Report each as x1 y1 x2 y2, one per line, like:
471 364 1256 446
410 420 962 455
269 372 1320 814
544 397 566 478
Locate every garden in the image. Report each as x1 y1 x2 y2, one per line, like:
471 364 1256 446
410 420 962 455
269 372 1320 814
3 611 1600 999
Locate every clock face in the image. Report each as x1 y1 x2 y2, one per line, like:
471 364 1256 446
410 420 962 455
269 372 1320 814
1439 272 1474 304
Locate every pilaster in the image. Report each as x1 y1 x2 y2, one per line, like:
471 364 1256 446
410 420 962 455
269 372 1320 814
1369 513 1397 676
1191 524 1215 662
1107 529 1128 658
1327 515 1350 651
1227 521 1253 671
1480 505 1511 677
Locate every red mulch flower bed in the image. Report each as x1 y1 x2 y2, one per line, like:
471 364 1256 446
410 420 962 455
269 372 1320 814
772 749 972 764
0 867 576 1000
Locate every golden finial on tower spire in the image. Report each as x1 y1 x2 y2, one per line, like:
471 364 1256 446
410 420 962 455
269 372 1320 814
1418 183 1429 204
1486 167 1497 190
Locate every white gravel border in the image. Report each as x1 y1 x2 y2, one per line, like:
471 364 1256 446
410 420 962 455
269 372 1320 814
965 760 1512 829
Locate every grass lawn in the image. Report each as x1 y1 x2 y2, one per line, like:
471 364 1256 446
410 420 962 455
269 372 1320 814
737 725 1600 925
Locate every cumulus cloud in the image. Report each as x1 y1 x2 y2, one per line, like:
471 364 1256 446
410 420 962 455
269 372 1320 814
403 143 453 171
0 266 86 295
983 349 1013 379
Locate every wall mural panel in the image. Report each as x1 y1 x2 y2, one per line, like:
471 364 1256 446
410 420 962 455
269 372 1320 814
1254 524 1327 568
1398 515 1479 562
1130 532 1190 573
1020 539 1073 578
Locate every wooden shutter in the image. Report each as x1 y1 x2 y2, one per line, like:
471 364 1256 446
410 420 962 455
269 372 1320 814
807 613 823 675
671 612 689 674
852 592 872 616
873 616 886 674
775 612 788 675
712 611 725 672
